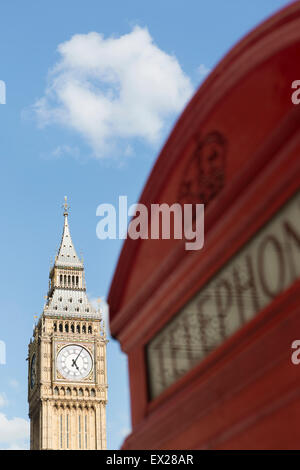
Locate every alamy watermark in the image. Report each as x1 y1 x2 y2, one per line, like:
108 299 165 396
96 196 204 251
291 340 300 365
0 81 7 363
291 80 300 104
0 80 6 104
0 340 6 365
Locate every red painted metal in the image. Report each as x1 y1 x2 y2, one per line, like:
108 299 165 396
108 1 300 449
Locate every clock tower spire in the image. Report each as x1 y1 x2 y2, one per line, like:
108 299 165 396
28 199 108 450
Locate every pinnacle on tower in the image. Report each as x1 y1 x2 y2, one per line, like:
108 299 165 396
43 198 100 320
54 196 83 269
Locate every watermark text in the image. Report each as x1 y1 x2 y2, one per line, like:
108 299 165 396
96 196 204 251
291 80 300 104
0 340 6 365
0 80 6 104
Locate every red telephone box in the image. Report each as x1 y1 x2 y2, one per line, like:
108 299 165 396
108 2 300 449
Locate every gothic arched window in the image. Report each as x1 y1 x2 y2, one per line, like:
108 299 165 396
60 414 63 449
66 413 70 449
78 415 82 449
84 415 88 449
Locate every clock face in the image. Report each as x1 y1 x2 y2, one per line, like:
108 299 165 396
30 354 37 389
56 345 93 381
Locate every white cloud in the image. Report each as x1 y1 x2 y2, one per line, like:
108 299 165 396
51 144 80 159
120 426 131 439
40 144 81 162
197 63 210 78
89 296 110 334
8 379 19 389
0 412 30 449
124 144 134 157
0 393 8 408
5 443 28 450
34 26 193 158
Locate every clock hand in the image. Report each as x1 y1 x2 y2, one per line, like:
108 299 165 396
71 359 79 370
75 347 83 362
72 348 83 369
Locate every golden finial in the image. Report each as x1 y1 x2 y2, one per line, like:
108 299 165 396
63 195 70 216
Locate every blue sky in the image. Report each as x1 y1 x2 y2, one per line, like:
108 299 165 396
0 0 291 450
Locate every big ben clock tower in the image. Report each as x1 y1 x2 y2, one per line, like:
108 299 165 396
28 198 108 450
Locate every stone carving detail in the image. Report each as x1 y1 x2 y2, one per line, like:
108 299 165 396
178 131 227 207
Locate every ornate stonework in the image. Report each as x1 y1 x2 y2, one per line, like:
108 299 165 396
28 198 108 450
178 131 227 207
